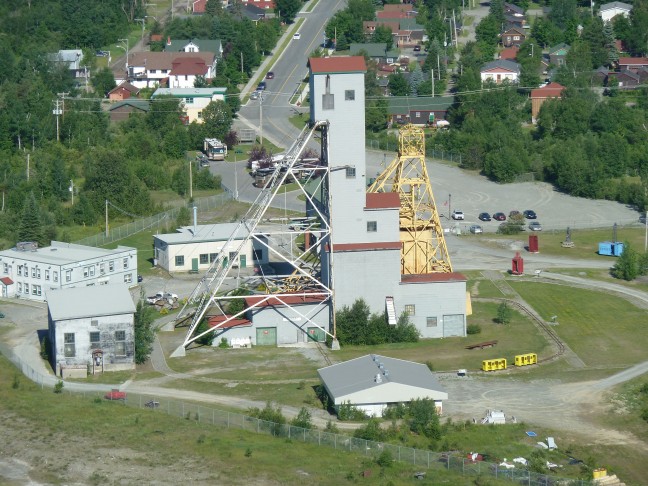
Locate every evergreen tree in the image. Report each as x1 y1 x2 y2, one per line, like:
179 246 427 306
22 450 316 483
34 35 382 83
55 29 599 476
134 299 156 364
603 21 619 64
409 63 424 96
612 241 639 281
17 193 44 245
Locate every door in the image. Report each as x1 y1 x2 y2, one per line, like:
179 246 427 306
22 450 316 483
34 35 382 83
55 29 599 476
307 327 326 342
239 255 246 269
256 327 277 346
222 256 228 268
191 258 198 273
443 314 465 337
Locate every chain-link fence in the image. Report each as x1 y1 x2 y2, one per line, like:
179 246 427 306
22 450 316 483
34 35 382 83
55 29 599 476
73 193 232 247
0 344 592 486
366 139 463 165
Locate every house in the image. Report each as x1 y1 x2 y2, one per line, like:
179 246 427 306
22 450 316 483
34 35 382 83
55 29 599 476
0 241 138 302
48 49 88 85
530 82 565 123
108 99 150 123
350 43 400 64
108 81 140 101
599 1 632 22
501 27 526 47
127 52 218 89
616 69 640 89
47 285 136 378
595 66 610 85
480 59 520 84
499 46 519 61
504 2 525 17
192 0 207 13
151 87 227 123
363 20 400 37
618 57 648 71
504 15 526 29
153 223 269 273
164 38 223 58
318 354 448 417
387 96 455 126
548 43 570 67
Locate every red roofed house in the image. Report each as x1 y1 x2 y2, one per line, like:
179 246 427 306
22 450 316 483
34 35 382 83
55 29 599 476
192 0 207 14
530 82 565 123
499 46 519 61
169 57 210 88
126 51 217 89
618 57 648 71
363 20 400 36
108 81 140 101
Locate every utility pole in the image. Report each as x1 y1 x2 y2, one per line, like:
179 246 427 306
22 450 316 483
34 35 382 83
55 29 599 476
135 18 146 40
118 38 129 70
69 179 74 205
26 154 30 180
105 200 109 237
645 210 647 252
189 158 193 199
234 153 239 200
260 94 264 145
431 69 435 97
53 97 63 143
240 52 244 73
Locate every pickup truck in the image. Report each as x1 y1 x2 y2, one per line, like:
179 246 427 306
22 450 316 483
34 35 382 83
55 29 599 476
105 389 126 401
147 291 178 305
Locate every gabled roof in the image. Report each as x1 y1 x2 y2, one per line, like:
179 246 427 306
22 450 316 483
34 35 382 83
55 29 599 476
502 26 526 36
128 51 215 70
48 285 136 321
618 57 648 66
164 38 223 56
350 43 399 58
318 354 447 405
549 43 570 55
154 223 246 245
169 57 209 76
363 20 400 32
398 18 425 30
530 82 565 98
387 96 455 115
48 49 83 69
504 2 524 14
481 59 521 74
108 100 150 112
499 46 519 60
109 81 140 95
309 56 367 74
599 1 632 11
617 69 640 81
152 87 227 98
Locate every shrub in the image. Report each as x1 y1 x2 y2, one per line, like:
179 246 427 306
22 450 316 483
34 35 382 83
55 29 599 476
218 338 229 349
40 336 50 360
495 302 513 324
12 374 20 389
338 401 368 421
54 380 64 394
466 324 482 335
376 450 394 467
425 361 434 371
291 407 313 430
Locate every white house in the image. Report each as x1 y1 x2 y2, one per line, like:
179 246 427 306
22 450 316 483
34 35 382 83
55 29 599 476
480 59 520 84
599 1 632 22
153 223 268 273
47 285 136 378
151 87 227 123
48 49 88 85
0 241 137 302
318 354 448 417
127 52 218 89
164 38 223 58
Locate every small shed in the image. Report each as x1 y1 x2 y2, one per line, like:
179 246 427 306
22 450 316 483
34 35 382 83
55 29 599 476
108 100 150 123
318 354 447 417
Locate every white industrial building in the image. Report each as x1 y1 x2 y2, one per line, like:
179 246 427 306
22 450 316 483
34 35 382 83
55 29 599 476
0 241 138 302
47 285 136 378
153 223 269 273
318 354 448 417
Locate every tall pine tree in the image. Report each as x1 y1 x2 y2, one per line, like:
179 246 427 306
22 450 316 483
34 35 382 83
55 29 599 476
17 192 43 245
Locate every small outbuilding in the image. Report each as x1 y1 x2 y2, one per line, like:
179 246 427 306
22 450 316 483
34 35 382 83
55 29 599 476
318 354 448 417
47 285 136 378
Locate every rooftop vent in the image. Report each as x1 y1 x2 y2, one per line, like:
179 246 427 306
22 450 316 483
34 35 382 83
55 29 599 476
374 373 382 384
378 363 384 370
383 370 389 377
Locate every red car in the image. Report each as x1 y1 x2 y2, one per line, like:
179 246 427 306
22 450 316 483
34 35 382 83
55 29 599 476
105 389 127 401
493 212 506 221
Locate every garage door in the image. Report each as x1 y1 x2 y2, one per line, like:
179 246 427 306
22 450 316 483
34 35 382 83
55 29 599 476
306 327 326 342
256 327 277 346
443 314 464 337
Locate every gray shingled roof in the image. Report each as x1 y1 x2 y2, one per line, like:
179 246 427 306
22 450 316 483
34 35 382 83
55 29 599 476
600 1 632 11
387 96 455 115
47 285 136 321
154 223 249 245
350 43 400 59
165 38 223 56
481 59 521 74
318 354 447 404
0 241 136 266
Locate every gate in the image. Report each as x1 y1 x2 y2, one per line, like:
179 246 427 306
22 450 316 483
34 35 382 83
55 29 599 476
443 314 464 337
256 327 277 346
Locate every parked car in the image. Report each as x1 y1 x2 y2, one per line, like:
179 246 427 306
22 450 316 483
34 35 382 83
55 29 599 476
529 221 542 231
493 212 506 221
413 45 421 52
105 389 127 401
293 32 301 40
137 274 143 283
451 210 465 220
470 224 483 234
256 81 266 91
250 91 260 100
147 291 178 305
523 210 537 219
478 212 491 221
509 210 521 218
266 71 275 79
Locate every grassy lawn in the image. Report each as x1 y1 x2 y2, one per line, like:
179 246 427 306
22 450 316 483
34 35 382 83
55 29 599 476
509 281 648 367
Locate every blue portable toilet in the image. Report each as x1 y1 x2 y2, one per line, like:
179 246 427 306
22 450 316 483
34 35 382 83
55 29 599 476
613 242 624 256
598 242 613 256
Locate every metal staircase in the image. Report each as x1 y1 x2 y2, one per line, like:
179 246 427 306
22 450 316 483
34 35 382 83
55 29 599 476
385 296 397 325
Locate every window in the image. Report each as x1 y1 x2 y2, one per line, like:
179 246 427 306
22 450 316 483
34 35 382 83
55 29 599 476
17 283 22 293
175 255 185 267
109 261 114 272
99 263 105 275
84 266 90 277
45 269 50 281
17 266 22 277
209 253 218 262
115 331 126 356
65 270 72 282
426 317 438 327
513 35 520 40
3 263 7 274
185 97 194 104
253 249 263 261
415 112 421 117
24 283 29 294
346 166 356 178
197 111 202 119
404 304 415 316
32 285 41 296
345 90 355 101
367 221 377 232
124 274 132 283
53 271 58 282
322 94 334 110
123 257 129 269
24 266 28 276
90 332 100 347
199 253 209 264
64 333 76 357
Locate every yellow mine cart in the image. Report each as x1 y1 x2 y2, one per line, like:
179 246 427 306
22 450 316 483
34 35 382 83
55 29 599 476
482 358 507 371
514 353 538 367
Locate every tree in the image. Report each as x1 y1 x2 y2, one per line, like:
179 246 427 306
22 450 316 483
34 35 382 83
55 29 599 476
91 67 116 97
409 63 424 96
366 98 389 132
202 100 233 140
276 0 302 23
134 299 156 364
612 241 639 281
388 72 410 96
549 0 577 30
291 407 313 429
407 398 442 439
17 192 44 244
496 302 513 324
373 25 393 49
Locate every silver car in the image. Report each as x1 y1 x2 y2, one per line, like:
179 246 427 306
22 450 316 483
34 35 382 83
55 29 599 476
470 224 483 234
